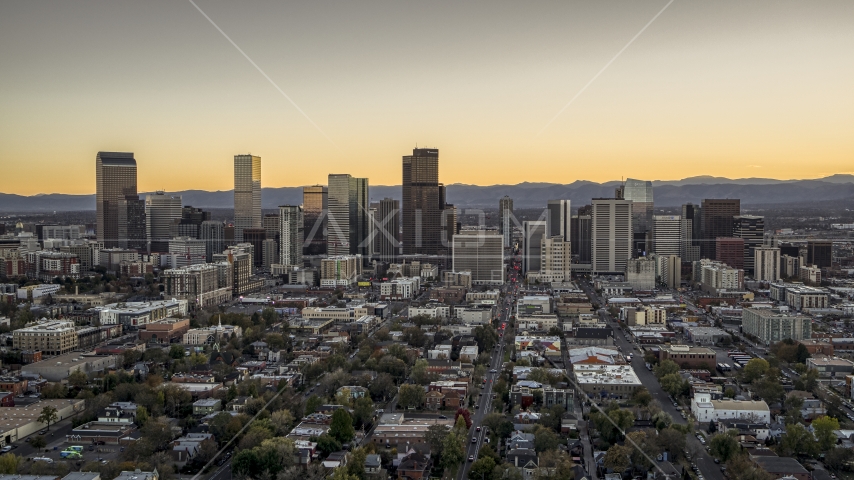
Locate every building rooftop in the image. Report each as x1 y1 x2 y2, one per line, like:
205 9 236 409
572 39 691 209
711 399 770 412
573 365 641 386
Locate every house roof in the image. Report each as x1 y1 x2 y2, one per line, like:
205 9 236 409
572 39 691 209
752 456 808 474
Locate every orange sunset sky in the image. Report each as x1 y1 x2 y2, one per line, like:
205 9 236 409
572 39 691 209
1 0 852 196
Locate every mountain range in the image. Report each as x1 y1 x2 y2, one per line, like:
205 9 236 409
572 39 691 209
2 175 853 212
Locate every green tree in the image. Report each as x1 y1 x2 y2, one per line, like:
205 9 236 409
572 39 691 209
411 359 433 385
742 358 770 383
329 408 356 443
314 434 342 455
655 427 686 460
653 359 679 379
709 432 740 462
30 435 47 449
331 466 359 480
398 384 425 409
533 425 560 452
824 447 854 472
232 449 261 477
67 370 89 389
812 415 840 452
659 373 688 397
752 377 785 405
779 422 818 458
469 456 496 480
631 387 653 407
425 424 450 458
0 454 20 474
37 405 59 430
603 444 632 473
305 395 323 414
270 409 295 436
347 447 367 479
726 454 774 480
441 430 465 471
482 412 514 440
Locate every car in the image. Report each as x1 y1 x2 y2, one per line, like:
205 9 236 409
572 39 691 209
490 369 497 373
475 404 480 409
88 445 95 451
476 426 481 432
0 447 10 453
468 455 474 462
439 415 448 419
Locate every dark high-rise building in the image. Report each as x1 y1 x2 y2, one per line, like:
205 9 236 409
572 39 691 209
402 148 441 255
779 243 801 258
716 237 745 270
177 206 211 238
571 213 592 264
353 177 370 261
442 204 459 257
200 220 225 262
327 174 369 260
303 185 327 256
733 215 764 276
522 221 547 273
701 199 740 259
243 228 267 268
118 197 146 250
376 198 400 262
547 200 571 240
145 192 182 254
807 240 833 268
617 179 653 257
499 196 514 248
96 151 137 248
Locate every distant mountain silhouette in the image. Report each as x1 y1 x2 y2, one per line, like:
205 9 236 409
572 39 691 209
2 175 853 212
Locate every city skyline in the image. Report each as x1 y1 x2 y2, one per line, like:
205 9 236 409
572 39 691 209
2 1 853 195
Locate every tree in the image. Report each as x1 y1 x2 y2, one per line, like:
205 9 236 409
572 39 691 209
779 422 818 458
483 412 514 440
708 420 717 433
30 435 47 449
369 373 397 400
742 358 770 383
331 466 359 480
37 405 59 430
352 397 375 429
314 434 342 455
752 377 785 405
411 359 434 385
232 449 261 478
536 450 575 480
660 373 688 398
533 425 560 452
398 384 425 409
603 444 632 473
441 430 465 470
631 387 653 407
709 432 740 463
825 447 854 471
469 456 496 480
812 415 841 452
270 409 295 436
347 447 367 479
67 370 89 389
726 454 774 480
329 408 356 443
655 427 687 460
0 454 20 474
305 395 323 414
653 360 679 379
455 408 473 430
426 424 451 458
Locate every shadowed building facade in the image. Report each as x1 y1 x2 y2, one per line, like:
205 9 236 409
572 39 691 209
96 152 138 248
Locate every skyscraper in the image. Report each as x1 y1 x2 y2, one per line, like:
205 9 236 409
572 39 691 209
716 237 745 270
279 205 304 268
117 196 146 250
807 240 832 268
547 200 571 240
499 196 514 248
200 220 225 262
591 198 632 274
376 198 400 262
233 154 261 243
144 192 182 253
617 179 653 257
652 215 682 256
96 151 137 248
701 199 740 259
733 215 765 276
571 205 592 265
303 185 328 256
754 246 781 282
177 206 211 238
452 231 504 285
522 220 547 274
327 174 370 259
402 148 441 255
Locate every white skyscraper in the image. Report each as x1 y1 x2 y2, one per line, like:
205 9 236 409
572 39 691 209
653 215 682 256
754 246 781 282
591 198 633 274
234 154 261 243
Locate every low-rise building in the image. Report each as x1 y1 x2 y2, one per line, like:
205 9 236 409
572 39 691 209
742 307 811 345
806 356 854 378
684 326 731 345
96 299 188 329
657 345 716 370
12 320 78 355
139 318 190 343
573 364 642 399
192 399 221 415
21 351 118 382
690 392 770 423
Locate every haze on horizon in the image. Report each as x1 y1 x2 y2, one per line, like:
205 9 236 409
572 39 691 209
1 0 852 196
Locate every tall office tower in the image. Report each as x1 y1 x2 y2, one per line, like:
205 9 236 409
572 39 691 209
617 179 653 257
402 148 441 255
352 177 370 261
144 192 182 253
200 220 225 262
591 198 633 274
754 246 781 282
327 174 370 259
716 237 745 270
233 154 261 243
652 215 682 256
539 236 572 283
700 199 740 259
327 174 352 256
96 151 138 248
367 206 377 257
117 197 146 250
655 254 682 289
733 215 765 276
263 214 280 243
242 228 266 268
376 198 400 262
451 231 504 285
522 221 547 274
168 237 207 268
681 203 702 262
441 204 459 255
303 185 328 256
547 200 571 240
262 239 279 271
278 205 304 268
499 196 514 248
570 214 592 264
177 206 211 238
224 224 235 245
807 240 833 268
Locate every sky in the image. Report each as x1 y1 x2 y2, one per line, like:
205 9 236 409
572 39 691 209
1 0 853 195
